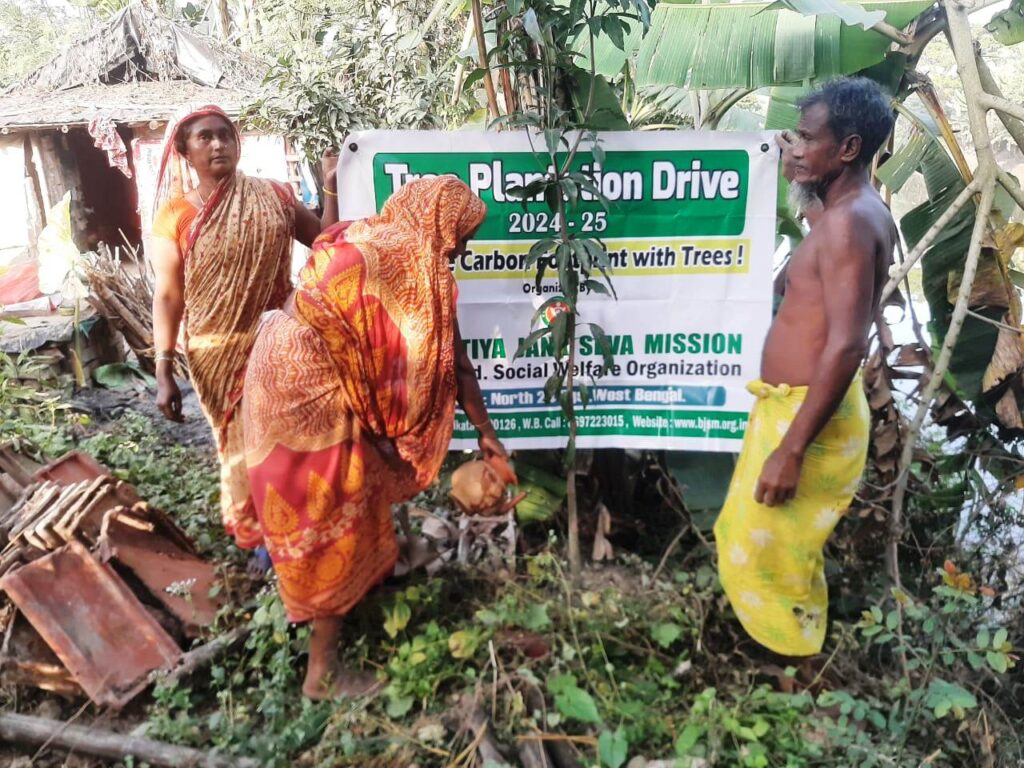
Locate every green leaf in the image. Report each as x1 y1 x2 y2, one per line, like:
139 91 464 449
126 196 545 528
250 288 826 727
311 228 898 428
516 327 551 359
550 309 571 359
584 0 932 87
987 651 1009 673
602 14 627 49
526 239 556 268
544 371 565 403
651 622 684 649
993 628 1008 650
386 693 414 718
383 601 411 638
589 323 615 372
925 679 978 718
598 728 629 768
554 684 602 724
976 628 991 650
544 182 562 214
448 629 481 659
560 178 579 209
544 128 563 158
763 0 886 31
579 381 591 407
94 362 155 390
564 434 577 469
986 0 1024 46
675 724 703 756
523 602 552 631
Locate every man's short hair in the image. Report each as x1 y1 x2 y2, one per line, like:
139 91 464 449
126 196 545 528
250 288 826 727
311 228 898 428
797 77 895 166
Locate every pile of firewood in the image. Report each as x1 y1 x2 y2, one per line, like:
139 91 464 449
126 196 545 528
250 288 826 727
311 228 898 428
79 242 187 377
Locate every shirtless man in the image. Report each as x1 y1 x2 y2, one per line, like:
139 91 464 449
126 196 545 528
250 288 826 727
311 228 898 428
714 77 897 657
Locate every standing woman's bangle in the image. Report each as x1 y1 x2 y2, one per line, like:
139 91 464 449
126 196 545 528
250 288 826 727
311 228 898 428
323 187 338 198
155 351 176 363
473 417 492 432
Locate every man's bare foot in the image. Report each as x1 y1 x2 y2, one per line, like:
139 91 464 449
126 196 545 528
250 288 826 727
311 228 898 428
302 664 383 701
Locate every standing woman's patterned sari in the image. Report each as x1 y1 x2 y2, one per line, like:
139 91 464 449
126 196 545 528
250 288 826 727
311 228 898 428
151 106 295 542
241 176 486 622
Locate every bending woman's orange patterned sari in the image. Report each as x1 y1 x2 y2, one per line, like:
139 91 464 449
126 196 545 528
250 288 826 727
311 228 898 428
154 106 295 543
241 177 486 622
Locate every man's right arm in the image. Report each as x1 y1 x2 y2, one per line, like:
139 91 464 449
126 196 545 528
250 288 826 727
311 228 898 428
150 236 185 422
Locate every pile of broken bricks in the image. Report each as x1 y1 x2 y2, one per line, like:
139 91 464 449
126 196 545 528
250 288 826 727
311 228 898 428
0 444 224 710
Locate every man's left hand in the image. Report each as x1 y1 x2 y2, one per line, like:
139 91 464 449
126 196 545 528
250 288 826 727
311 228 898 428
755 446 803 507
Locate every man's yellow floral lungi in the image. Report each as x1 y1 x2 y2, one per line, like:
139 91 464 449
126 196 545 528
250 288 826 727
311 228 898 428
714 377 869 656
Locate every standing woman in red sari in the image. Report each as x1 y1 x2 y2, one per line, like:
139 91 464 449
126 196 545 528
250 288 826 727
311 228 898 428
149 105 337 544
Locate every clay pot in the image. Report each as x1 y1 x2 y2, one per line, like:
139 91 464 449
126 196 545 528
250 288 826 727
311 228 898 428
450 459 525 516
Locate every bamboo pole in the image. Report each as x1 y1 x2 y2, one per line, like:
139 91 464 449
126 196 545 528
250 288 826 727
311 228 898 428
471 0 501 120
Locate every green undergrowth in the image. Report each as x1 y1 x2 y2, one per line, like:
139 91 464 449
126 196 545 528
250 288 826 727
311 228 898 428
143 545 1022 767
4 357 1022 767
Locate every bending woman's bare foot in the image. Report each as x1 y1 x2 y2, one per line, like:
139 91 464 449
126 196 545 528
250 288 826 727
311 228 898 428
302 616 382 700
302 663 382 701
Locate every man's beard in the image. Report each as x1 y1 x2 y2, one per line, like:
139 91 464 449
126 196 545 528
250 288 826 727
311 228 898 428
787 180 824 218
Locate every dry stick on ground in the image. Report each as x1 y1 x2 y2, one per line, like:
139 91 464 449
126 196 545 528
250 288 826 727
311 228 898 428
0 713 259 768
887 0 1010 592
153 628 251 687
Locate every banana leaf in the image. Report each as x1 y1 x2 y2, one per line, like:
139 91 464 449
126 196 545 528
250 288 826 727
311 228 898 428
986 0 1024 46
584 0 934 87
893 106 1020 406
764 0 886 30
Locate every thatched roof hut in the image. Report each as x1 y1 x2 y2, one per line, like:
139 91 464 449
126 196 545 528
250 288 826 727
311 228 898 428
0 2 260 131
0 3 295 303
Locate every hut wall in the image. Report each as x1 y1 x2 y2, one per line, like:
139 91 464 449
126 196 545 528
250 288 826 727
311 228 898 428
0 136 33 268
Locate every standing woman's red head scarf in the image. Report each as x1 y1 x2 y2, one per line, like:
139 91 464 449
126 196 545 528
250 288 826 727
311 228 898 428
152 105 241 233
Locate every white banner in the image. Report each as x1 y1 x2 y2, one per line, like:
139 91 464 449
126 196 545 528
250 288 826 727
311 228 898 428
337 130 779 452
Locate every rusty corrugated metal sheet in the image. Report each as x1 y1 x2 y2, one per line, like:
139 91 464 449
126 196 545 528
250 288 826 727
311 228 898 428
0 540 181 708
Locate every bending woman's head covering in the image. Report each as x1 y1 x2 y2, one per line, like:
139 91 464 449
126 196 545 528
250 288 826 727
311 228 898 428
153 105 240 222
365 174 487 261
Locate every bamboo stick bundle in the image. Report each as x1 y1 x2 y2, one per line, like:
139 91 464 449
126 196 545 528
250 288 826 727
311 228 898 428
80 242 187 378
